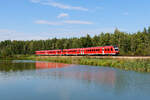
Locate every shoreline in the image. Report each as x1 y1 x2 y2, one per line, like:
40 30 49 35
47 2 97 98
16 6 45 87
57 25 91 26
28 55 150 72
1 55 150 72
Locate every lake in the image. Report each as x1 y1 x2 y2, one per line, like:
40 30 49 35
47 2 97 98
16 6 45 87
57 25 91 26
0 60 150 100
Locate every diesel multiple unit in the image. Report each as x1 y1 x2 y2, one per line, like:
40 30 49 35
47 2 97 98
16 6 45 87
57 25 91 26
36 46 119 56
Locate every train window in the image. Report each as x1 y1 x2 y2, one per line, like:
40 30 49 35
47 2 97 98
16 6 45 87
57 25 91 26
111 48 113 51
115 49 119 51
105 49 107 51
108 49 109 51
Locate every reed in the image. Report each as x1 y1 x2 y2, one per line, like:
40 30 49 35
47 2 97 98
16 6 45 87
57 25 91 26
21 55 150 72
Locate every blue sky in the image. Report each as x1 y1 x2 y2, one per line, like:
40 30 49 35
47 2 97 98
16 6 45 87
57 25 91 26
0 0 150 41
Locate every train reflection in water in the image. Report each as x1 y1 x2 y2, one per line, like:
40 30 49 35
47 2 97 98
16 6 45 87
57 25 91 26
36 61 72 69
35 61 116 87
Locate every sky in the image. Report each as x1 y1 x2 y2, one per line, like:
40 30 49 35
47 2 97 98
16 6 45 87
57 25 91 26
0 0 150 41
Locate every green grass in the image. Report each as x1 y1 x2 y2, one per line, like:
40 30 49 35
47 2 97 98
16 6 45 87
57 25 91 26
79 58 150 72
3 55 150 72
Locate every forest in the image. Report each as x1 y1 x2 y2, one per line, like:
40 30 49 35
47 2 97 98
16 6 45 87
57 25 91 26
0 27 150 57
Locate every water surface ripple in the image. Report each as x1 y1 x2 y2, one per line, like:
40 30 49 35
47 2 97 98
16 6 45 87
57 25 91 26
0 60 149 100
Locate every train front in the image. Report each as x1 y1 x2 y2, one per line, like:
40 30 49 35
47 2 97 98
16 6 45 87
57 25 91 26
114 46 119 55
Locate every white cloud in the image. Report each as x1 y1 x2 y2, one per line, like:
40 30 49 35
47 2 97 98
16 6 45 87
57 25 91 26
35 20 63 25
0 27 128 41
35 20 93 25
30 0 40 3
30 0 88 11
63 20 93 25
46 2 88 11
122 12 129 16
0 29 50 41
0 29 16 34
57 13 69 18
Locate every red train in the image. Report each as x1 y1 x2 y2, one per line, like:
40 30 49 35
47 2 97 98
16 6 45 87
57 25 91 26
35 46 119 56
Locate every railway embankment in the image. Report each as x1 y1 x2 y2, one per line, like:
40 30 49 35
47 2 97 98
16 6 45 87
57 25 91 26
34 55 150 59
23 55 150 72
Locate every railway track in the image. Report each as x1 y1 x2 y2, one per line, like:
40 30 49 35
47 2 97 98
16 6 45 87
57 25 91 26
87 56 150 59
38 56 150 59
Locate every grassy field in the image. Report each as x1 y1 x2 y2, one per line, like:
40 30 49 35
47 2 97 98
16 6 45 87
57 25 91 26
18 55 150 72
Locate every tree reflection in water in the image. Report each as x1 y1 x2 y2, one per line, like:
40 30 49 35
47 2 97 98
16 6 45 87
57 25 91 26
0 60 116 88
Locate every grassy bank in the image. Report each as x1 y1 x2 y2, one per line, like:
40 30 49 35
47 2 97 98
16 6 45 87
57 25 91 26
1 55 150 72
0 55 35 60
21 55 150 72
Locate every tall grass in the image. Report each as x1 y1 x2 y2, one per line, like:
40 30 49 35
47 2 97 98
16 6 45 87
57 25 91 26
17 55 150 72
79 58 150 72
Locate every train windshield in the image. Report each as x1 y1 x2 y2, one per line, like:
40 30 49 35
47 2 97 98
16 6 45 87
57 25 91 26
114 46 119 51
115 48 119 51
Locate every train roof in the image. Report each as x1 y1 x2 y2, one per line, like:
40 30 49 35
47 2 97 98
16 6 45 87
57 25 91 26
36 46 115 52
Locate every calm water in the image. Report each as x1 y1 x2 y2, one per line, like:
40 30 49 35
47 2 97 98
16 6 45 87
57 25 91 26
0 60 150 100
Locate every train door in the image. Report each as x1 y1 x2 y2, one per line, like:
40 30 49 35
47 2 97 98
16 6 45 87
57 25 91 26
56 51 57 55
80 50 84 55
102 48 104 55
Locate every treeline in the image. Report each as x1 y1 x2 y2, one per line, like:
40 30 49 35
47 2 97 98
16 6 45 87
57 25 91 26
1 27 150 57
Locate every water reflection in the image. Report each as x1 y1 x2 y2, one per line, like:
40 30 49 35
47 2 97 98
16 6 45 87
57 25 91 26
36 62 72 69
35 61 116 87
0 60 72 72
0 60 117 88
0 60 150 100
0 60 36 72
